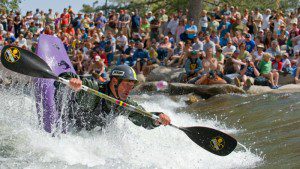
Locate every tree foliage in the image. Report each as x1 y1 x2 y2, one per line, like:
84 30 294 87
80 0 299 16
0 0 22 11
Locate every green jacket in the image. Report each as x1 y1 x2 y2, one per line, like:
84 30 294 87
55 72 159 131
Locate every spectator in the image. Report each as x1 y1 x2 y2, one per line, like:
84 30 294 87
195 47 227 85
222 40 236 56
199 10 209 33
253 44 265 61
133 42 150 74
259 53 279 89
245 33 256 53
131 9 140 34
185 18 197 42
234 57 260 87
60 8 70 28
184 50 203 82
266 40 281 57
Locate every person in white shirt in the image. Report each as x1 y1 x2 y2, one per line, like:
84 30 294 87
0 23 3 31
222 40 236 56
253 8 263 30
15 34 27 48
273 14 284 32
262 9 271 30
116 31 128 49
252 44 264 61
167 14 178 36
199 10 209 33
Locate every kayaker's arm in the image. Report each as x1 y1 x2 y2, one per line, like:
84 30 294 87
125 99 163 129
55 72 101 111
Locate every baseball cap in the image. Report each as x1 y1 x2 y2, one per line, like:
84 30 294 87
94 55 101 62
257 44 264 49
234 49 240 54
245 34 251 38
191 50 197 55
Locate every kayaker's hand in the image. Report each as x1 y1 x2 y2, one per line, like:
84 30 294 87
155 113 171 126
69 78 82 92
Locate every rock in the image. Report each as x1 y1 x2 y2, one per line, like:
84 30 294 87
246 84 300 94
169 83 246 99
278 74 294 85
146 66 185 82
132 81 169 94
185 93 203 105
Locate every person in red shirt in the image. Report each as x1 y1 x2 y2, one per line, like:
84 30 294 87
43 25 53 35
272 54 283 72
60 8 70 28
65 24 75 36
99 48 108 67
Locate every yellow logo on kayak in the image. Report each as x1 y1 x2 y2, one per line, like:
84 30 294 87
210 136 225 151
4 47 20 63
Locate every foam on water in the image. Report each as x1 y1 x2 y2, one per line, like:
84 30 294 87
0 85 263 168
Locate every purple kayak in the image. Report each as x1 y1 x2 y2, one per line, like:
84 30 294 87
35 34 76 133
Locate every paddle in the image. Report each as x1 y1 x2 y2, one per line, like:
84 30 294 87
1 45 237 156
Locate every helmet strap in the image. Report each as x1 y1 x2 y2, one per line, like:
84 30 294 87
113 78 122 99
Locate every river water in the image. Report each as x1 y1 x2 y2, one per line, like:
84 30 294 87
0 79 299 168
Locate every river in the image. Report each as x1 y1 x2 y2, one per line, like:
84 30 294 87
0 79 299 168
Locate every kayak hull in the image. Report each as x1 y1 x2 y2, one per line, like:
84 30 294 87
35 34 76 133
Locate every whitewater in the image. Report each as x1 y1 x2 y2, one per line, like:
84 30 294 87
0 77 262 169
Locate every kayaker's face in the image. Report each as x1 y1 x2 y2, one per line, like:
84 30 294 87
117 79 136 100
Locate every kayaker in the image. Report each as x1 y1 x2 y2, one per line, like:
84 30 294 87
55 65 171 131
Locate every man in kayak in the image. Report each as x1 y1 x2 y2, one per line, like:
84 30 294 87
55 65 171 131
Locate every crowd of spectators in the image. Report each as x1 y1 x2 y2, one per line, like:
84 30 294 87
0 5 300 89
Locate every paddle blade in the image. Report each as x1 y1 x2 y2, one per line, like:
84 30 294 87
180 126 237 156
1 45 58 79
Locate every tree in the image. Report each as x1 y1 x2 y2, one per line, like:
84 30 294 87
0 0 22 11
189 0 203 26
80 0 299 17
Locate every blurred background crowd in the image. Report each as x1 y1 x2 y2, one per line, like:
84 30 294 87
0 3 300 89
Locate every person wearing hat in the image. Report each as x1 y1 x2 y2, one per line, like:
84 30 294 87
184 50 203 82
55 65 171 132
259 53 279 89
146 11 154 23
253 44 265 61
95 11 107 32
234 55 260 87
203 32 216 54
281 52 292 74
245 33 256 53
